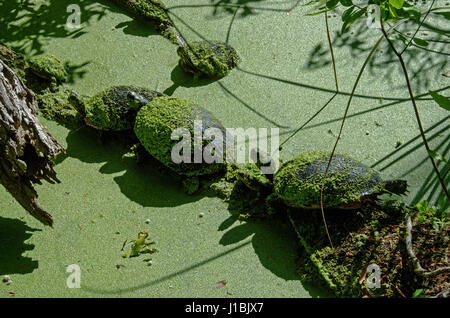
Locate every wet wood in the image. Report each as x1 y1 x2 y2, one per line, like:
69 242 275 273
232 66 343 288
0 59 64 226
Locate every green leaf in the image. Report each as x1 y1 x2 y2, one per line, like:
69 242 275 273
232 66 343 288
389 0 405 10
339 0 353 6
341 8 365 33
429 90 450 111
412 37 429 47
389 4 398 18
342 6 355 22
404 6 422 21
415 201 429 213
412 289 424 298
326 0 340 9
428 150 448 163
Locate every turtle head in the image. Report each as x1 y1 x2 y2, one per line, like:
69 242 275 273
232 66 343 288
68 90 86 116
384 179 408 195
127 91 150 110
232 148 276 193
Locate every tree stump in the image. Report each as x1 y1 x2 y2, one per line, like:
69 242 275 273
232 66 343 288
0 59 64 226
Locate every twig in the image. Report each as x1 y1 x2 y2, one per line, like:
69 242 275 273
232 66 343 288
380 20 450 202
318 20 403 248
405 215 450 278
400 0 436 56
318 12 340 249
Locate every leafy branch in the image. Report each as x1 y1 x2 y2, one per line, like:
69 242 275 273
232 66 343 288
304 0 450 247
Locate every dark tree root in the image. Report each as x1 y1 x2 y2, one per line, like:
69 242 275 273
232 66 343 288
405 215 450 278
0 60 64 226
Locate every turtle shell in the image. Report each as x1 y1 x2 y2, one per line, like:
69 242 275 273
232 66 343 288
134 97 233 176
273 151 385 209
177 40 240 79
84 85 164 131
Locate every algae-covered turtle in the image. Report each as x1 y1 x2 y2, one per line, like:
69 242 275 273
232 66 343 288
235 150 408 210
29 54 67 85
76 85 165 131
132 94 234 193
176 38 240 79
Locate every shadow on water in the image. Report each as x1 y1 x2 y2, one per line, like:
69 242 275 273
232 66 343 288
163 64 216 95
217 214 332 296
0 0 106 55
0 217 40 275
114 18 159 38
168 0 302 18
0 0 160 58
55 126 204 208
371 115 450 208
304 6 449 92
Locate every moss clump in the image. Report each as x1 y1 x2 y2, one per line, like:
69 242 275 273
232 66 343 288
177 41 240 79
134 97 227 176
0 43 28 80
274 151 384 208
110 0 178 43
29 54 67 83
210 179 235 200
36 87 84 127
83 86 162 131
0 43 63 93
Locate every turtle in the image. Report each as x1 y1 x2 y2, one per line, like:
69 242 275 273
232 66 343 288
234 150 408 211
74 85 165 131
29 54 68 86
131 93 234 194
176 37 240 79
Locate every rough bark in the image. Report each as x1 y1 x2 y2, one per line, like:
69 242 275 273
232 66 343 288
0 59 64 226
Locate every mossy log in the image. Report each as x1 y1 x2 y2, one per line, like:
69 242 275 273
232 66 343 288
108 0 178 43
0 59 64 226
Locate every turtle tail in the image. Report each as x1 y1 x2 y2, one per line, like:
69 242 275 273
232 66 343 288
383 179 408 195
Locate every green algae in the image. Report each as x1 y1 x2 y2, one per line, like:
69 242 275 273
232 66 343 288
83 85 162 131
133 96 227 176
274 151 385 208
36 87 85 128
177 41 240 79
